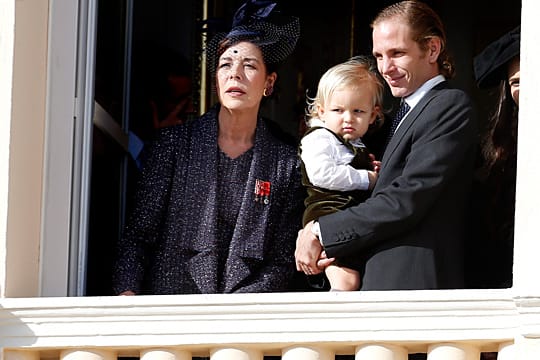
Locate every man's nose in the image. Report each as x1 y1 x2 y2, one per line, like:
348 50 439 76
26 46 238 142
380 57 394 74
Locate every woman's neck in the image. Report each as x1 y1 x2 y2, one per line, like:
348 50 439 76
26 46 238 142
218 107 257 159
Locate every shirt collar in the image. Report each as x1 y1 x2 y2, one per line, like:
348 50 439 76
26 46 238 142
403 74 445 109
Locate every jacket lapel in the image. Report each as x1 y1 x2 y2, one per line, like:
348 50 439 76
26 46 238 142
184 109 221 292
223 119 276 292
383 82 448 162
182 110 277 293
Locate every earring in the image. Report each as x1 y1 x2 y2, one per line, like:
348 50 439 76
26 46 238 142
263 87 273 97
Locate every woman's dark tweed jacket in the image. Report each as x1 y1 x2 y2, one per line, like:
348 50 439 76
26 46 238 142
113 105 305 294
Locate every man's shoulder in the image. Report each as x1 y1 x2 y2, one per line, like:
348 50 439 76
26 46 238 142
427 82 471 105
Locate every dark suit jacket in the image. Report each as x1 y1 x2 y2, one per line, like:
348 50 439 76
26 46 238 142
319 81 477 290
113 105 305 295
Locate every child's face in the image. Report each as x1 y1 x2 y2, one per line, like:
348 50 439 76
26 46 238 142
318 87 377 141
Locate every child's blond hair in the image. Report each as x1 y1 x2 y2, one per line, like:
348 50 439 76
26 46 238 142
306 55 385 131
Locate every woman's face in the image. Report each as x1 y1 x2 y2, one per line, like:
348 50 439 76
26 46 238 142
216 41 276 112
507 56 520 106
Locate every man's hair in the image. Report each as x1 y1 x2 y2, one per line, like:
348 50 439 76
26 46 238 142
371 0 455 79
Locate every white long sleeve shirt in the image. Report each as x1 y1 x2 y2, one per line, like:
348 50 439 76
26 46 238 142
300 120 370 191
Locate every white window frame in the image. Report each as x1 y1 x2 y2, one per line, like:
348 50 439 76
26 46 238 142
39 0 540 297
41 0 97 296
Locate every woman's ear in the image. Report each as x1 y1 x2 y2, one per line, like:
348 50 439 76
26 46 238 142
266 72 277 88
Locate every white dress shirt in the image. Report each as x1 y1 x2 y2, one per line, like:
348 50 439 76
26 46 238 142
394 74 446 132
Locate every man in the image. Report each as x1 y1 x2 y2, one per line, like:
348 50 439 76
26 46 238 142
295 0 477 290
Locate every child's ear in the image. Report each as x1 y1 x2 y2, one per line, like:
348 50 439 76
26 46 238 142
369 105 380 124
316 104 325 118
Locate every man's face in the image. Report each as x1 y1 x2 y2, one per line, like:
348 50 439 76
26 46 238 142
372 19 439 98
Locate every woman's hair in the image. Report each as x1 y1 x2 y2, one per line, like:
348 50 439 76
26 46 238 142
480 79 519 176
371 0 455 79
305 56 385 132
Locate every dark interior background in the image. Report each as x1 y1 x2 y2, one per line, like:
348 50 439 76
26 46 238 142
87 0 522 296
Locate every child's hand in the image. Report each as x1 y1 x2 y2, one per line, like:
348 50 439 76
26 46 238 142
367 170 378 190
369 153 381 173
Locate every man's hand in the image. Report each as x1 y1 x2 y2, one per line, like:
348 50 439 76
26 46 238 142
119 290 136 296
317 251 335 270
295 220 333 275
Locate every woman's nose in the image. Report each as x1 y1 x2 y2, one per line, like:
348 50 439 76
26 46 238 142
229 64 242 79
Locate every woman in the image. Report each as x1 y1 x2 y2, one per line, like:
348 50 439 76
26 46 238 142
467 26 520 289
113 0 305 295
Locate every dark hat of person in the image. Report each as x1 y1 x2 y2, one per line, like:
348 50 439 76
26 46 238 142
205 0 300 72
474 26 520 89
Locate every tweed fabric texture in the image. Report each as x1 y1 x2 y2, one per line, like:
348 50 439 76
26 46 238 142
113 105 305 294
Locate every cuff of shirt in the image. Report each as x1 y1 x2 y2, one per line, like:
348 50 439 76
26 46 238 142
311 221 323 245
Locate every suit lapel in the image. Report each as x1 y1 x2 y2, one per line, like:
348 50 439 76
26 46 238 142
383 82 448 162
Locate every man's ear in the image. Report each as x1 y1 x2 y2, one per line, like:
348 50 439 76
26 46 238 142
427 37 442 63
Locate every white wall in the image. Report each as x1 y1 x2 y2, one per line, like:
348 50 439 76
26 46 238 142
0 0 16 298
513 0 540 295
2 0 49 297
